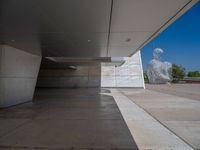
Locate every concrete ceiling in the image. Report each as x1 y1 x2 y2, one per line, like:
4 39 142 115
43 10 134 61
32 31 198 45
0 0 197 58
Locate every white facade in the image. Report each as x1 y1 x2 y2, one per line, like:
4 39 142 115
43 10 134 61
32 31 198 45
101 51 145 88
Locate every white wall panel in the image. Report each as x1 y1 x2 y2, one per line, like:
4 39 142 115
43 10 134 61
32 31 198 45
101 51 144 88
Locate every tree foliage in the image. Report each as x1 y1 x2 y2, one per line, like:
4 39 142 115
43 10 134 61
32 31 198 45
172 64 186 81
187 71 200 77
143 71 149 83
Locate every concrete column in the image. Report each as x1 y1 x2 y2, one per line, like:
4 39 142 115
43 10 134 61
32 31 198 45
0 45 41 107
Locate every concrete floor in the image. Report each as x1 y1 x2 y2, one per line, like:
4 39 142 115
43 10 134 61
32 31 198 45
0 88 138 149
120 84 200 150
1 84 200 150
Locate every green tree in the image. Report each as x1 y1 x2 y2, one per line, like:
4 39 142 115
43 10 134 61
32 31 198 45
187 71 200 77
143 71 149 83
172 64 185 81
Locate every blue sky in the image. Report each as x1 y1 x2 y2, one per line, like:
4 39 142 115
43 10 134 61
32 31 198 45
141 1 200 72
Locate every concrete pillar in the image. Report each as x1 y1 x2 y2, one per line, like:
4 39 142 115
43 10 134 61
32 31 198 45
0 45 41 107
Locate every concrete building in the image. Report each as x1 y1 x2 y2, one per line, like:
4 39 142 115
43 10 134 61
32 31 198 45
0 0 197 107
0 0 198 149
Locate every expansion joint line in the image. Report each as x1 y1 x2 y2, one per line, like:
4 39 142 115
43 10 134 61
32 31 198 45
106 0 114 57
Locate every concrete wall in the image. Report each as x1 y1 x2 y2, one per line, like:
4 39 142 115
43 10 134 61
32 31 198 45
0 45 41 107
101 51 145 88
37 65 101 88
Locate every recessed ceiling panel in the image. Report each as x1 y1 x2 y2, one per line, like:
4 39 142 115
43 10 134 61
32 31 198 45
0 0 111 57
0 0 197 59
110 0 191 32
108 0 194 57
109 32 152 46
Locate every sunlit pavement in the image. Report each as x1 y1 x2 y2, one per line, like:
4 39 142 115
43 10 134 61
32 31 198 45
146 84 200 101
117 84 200 150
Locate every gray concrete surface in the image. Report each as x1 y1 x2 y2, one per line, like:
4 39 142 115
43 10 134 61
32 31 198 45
120 84 200 150
0 45 41 108
107 89 193 150
37 66 101 88
0 88 138 149
146 84 200 101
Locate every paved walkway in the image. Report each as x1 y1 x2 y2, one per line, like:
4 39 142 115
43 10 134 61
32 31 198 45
119 85 200 150
0 88 138 149
146 84 200 101
106 89 193 150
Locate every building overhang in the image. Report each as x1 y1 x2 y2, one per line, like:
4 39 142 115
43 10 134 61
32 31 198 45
0 0 198 61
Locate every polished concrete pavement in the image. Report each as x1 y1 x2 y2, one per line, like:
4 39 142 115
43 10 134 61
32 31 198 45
0 88 138 149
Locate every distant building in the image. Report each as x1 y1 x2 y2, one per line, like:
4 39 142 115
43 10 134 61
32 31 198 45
183 77 200 83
